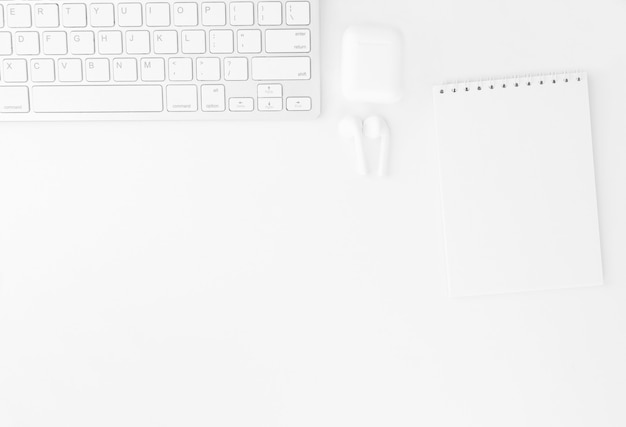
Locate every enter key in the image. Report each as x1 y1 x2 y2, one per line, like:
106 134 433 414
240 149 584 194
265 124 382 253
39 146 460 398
265 29 311 53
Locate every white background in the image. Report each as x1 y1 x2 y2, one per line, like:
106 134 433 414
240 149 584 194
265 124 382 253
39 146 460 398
1 0 626 426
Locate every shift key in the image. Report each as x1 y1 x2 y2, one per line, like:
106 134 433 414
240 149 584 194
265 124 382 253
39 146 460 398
252 57 311 81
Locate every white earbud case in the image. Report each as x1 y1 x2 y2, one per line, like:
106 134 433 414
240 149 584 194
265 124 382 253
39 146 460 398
342 25 405 104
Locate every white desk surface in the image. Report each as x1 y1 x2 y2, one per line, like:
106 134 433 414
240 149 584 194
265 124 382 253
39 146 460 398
1 1 625 426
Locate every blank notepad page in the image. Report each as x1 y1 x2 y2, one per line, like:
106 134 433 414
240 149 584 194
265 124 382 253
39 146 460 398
434 73 603 297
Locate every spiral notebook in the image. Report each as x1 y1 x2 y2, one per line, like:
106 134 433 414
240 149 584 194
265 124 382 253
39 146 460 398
433 72 603 297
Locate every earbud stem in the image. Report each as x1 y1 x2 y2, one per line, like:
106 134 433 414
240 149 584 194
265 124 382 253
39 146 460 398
355 132 368 175
378 134 390 177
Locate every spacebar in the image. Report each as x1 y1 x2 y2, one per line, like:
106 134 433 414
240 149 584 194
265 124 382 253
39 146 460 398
32 85 163 113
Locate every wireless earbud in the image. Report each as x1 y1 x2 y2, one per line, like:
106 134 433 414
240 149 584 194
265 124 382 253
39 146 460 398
363 116 391 176
339 116 368 175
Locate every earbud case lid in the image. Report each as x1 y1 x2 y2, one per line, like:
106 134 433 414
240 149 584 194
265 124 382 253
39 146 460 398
341 24 405 104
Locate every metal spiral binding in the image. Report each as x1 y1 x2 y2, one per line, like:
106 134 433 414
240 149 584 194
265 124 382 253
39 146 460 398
437 71 586 95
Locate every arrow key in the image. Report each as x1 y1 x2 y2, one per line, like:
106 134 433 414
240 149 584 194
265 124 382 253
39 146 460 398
229 97 254 112
258 97 283 112
286 97 311 111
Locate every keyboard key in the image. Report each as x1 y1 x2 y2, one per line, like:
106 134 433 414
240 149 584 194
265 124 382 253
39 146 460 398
42 32 68 55
98 31 123 54
58 58 82 82
181 30 206 54
257 84 282 98
32 85 163 112
196 57 220 81
167 85 198 112
140 58 165 81
90 4 115 27
229 97 254 112
237 29 261 53
14 32 40 55
258 97 283 111
266 29 310 53
146 3 171 27
62 4 88 28
31 59 55 82
230 2 254 26
0 86 29 113
202 2 227 26
224 57 248 81
0 33 11 55
286 96 311 111
0 6 4 28
286 2 310 25
201 84 225 111
3 59 28 82
7 4 32 28
126 30 150 54
118 3 143 27
34 4 60 28
69 31 95 55
173 3 198 26
168 57 193 81
209 30 233 53
251 57 311 81
154 30 178 53
85 58 110 81
258 2 282 26
113 58 137 81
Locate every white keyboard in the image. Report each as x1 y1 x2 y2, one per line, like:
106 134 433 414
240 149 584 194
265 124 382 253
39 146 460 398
0 0 320 121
